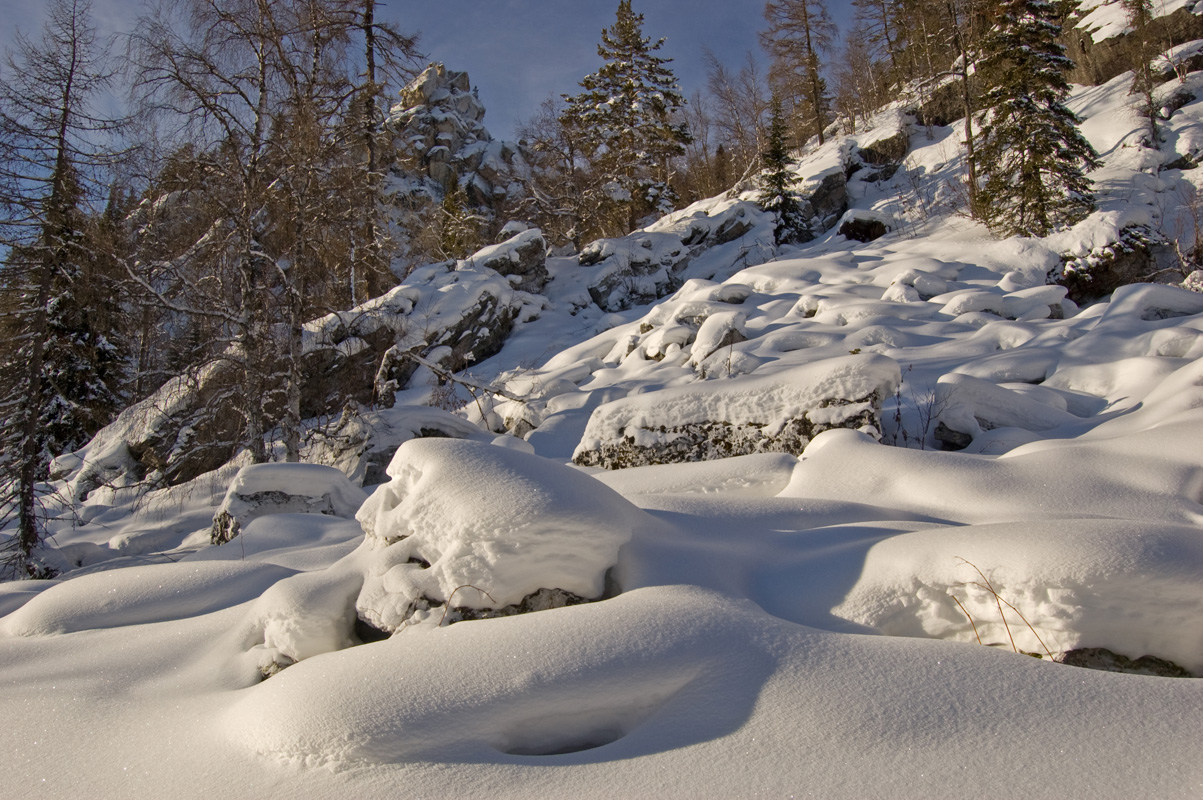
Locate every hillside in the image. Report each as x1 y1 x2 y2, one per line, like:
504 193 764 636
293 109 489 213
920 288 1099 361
2 9 1203 799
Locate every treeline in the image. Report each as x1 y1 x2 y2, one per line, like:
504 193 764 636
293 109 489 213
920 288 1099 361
0 0 1160 573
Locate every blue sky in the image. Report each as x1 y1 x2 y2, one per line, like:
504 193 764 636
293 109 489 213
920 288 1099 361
399 0 855 139
1 0 855 140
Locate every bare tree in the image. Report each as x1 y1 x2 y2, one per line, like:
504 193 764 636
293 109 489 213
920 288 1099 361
704 48 770 182
760 0 836 146
127 0 419 465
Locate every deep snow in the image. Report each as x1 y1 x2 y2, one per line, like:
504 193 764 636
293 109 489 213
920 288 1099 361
4 12 1203 798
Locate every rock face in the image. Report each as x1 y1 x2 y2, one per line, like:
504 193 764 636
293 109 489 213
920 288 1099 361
387 63 526 208
572 355 902 469
60 238 540 489
1063 7 1203 87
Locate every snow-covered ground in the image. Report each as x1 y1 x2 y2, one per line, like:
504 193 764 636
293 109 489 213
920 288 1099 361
4 29 1203 800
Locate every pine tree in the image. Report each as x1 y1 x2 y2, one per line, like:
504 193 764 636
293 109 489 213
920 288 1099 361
560 0 690 234
759 97 808 245
976 0 1100 237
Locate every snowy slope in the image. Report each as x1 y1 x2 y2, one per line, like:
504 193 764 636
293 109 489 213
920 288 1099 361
3 32 1203 800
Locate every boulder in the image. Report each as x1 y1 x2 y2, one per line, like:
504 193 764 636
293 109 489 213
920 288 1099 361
1054 225 1179 304
573 355 901 469
210 463 368 545
839 212 892 243
470 228 549 293
354 439 648 632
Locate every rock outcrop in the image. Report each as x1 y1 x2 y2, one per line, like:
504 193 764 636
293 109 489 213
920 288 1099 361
387 63 527 208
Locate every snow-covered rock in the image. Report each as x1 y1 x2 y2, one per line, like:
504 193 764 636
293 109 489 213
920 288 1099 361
573 355 902 469
354 439 649 631
210 463 368 545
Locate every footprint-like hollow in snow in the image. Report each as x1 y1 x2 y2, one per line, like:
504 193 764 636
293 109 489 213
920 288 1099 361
492 681 685 756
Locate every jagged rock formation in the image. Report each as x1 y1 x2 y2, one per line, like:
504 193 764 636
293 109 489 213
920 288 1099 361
386 63 527 208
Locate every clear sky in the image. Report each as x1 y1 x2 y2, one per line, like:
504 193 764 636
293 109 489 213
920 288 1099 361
0 0 855 141
399 0 855 139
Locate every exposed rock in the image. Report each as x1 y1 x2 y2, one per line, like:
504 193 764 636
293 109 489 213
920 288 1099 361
210 463 368 545
449 587 597 623
580 233 691 312
858 129 910 166
470 228 549 292
839 213 891 242
62 251 530 489
711 211 755 244
1063 7 1203 87
1054 225 1179 304
804 169 849 230
1059 647 1196 678
934 421 973 451
573 355 901 469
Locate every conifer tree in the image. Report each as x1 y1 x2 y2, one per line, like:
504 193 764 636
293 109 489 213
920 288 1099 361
0 0 123 576
975 0 1100 237
561 0 690 234
759 97 808 245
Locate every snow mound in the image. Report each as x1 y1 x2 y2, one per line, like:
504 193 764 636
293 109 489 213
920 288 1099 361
223 586 770 767
832 519 1203 674
212 463 368 547
1 562 295 636
355 439 649 629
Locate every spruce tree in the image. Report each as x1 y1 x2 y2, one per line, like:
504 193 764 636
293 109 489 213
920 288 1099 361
976 0 1100 237
561 0 690 233
759 97 809 245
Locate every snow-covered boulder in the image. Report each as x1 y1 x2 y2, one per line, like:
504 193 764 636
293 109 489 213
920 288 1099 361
573 355 902 469
468 227 548 292
211 463 368 545
1053 225 1178 304
355 439 649 632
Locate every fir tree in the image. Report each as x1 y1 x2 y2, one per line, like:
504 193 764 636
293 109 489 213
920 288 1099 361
976 0 1101 237
759 97 809 245
561 0 690 233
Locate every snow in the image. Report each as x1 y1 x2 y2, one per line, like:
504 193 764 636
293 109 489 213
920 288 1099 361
356 439 645 624
7 31 1203 800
